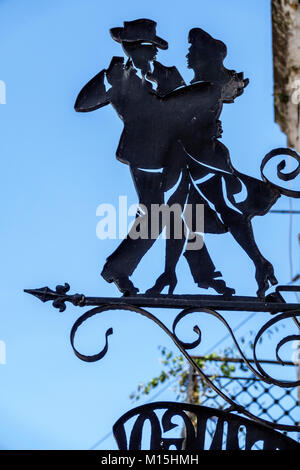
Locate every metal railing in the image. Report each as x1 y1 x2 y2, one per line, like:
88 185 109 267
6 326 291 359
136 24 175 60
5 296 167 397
189 357 300 443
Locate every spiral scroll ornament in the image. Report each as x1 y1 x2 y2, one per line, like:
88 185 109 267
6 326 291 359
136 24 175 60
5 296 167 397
261 147 300 197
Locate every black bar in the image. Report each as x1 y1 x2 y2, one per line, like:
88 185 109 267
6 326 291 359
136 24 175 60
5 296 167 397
81 294 300 313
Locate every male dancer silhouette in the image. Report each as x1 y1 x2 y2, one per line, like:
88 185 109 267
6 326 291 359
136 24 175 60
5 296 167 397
75 20 187 294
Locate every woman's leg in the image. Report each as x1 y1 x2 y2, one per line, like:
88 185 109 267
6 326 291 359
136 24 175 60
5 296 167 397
199 175 277 297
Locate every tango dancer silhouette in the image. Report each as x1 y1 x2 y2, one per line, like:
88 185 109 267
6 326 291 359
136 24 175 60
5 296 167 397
75 19 300 298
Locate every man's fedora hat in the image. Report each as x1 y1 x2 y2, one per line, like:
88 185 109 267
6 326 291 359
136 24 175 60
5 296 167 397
110 19 168 50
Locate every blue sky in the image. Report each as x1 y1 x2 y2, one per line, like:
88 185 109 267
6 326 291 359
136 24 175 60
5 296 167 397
0 0 299 449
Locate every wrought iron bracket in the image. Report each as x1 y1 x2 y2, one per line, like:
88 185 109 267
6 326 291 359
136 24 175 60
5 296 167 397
25 283 300 433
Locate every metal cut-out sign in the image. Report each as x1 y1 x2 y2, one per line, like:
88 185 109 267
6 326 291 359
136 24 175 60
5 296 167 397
74 19 300 299
25 19 300 442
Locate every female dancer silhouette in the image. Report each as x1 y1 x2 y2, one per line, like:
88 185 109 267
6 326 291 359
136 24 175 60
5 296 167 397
148 28 280 298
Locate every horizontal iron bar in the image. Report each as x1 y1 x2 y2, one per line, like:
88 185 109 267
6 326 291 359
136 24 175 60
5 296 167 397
23 285 300 314
80 294 300 313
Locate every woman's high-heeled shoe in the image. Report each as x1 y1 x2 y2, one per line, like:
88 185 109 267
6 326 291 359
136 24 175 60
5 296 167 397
146 271 178 295
255 260 278 299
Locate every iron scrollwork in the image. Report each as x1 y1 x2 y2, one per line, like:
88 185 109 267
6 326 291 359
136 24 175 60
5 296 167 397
261 147 300 198
25 283 300 433
67 300 300 432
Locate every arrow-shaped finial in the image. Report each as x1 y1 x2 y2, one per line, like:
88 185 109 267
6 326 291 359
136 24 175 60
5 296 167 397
24 283 85 312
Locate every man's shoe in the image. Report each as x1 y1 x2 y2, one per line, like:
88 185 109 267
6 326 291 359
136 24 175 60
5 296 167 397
101 263 139 296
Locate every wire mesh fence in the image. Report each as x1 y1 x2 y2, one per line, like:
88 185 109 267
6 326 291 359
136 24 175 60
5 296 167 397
194 373 300 443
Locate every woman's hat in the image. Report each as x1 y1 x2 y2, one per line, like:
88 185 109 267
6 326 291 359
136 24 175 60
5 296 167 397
188 28 227 59
110 19 168 50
